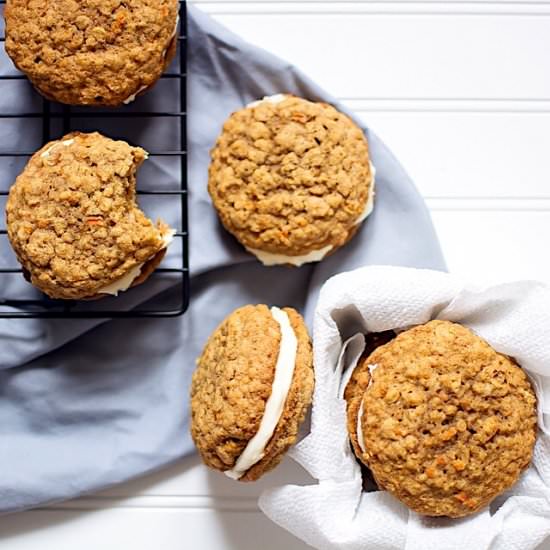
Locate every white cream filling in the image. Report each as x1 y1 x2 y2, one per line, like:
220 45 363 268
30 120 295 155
355 162 376 225
122 15 180 105
98 264 144 296
356 398 367 454
246 244 333 267
41 139 75 158
356 363 377 455
123 85 149 105
98 229 176 296
247 93 289 108
164 14 180 57
224 306 298 480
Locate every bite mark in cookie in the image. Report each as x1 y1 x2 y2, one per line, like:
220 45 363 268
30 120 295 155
6 132 174 300
98 229 175 296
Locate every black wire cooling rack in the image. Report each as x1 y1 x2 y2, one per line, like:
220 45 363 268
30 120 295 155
0 1 189 319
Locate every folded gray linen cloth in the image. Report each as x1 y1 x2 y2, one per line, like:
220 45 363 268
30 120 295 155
0 4 445 512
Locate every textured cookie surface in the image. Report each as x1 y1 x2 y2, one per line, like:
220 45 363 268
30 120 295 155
6 132 169 299
190 304 314 481
4 0 178 106
359 320 537 517
208 96 373 257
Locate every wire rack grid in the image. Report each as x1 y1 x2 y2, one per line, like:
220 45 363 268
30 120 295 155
0 1 189 319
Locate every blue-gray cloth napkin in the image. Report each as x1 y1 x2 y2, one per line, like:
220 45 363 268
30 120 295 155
0 4 445 512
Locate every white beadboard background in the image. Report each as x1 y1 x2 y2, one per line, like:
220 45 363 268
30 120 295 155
1 1 549 549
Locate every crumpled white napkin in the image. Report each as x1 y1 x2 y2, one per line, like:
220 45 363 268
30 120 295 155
259 265 550 550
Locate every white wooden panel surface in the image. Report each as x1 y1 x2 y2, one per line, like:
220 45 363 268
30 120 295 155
198 11 550 100
0 509 300 550
1 2 549 549
0 457 311 550
357 110 550 199
431 209 550 281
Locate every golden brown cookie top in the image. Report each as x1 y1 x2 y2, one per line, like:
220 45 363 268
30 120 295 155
358 320 537 518
190 304 314 481
4 0 178 106
208 95 373 259
6 132 170 300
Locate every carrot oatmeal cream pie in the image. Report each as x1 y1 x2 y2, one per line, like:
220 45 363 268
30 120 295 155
345 320 537 518
208 94 375 266
190 304 314 481
6 132 175 300
4 0 179 106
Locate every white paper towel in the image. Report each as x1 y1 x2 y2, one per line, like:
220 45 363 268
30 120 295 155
259 266 550 550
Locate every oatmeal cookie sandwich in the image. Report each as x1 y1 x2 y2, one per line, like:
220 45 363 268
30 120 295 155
4 0 179 106
345 320 537 517
6 132 174 300
190 304 314 481
208 94 375 266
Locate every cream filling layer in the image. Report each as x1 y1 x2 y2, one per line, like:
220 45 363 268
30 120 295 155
356 398 367 454
224 306 298 480
122 15 180 105
123 85 149 105
98 229 176 296
245 244 334 267
98 264 143 296
247 93 289 108
355 162 376 225
356 363 377 455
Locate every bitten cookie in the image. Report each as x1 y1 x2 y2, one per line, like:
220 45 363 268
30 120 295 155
6 132 174 300
4 0 178 106
190 304 314 481
347 320 537 518
208 94 375 266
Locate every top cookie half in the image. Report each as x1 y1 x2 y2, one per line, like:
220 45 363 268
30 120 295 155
4 0 179 106
354 320 537 518
208 95 374 266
